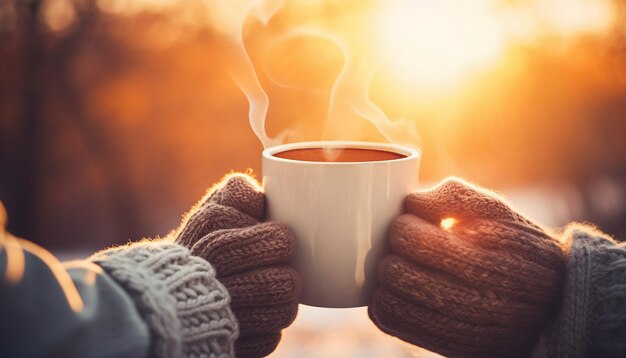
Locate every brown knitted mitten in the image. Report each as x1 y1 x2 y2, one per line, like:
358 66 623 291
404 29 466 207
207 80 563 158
369 178 567 358
175 174 300 358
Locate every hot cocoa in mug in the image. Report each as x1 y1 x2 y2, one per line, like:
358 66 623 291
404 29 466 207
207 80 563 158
263 141 420 308
273 148 407 163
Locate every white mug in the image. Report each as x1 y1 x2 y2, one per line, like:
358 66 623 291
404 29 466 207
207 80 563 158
262 141 420 308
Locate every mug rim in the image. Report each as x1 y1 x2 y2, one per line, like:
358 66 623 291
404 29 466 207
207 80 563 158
262 141 420 165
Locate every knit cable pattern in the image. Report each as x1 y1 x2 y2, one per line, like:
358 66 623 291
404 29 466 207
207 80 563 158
91 241 238 358
175 174 300 358
369 178 567 358
533 224 626 358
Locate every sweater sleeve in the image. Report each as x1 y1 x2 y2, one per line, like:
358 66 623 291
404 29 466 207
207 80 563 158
0 235 150 358
90 239 239 358
532 224 626 358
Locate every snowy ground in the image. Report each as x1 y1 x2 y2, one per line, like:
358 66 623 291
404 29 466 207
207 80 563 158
272 305 441 358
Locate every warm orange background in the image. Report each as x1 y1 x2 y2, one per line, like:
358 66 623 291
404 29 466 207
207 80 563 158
1 0 625 252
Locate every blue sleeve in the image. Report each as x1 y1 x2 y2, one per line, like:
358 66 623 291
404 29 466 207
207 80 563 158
0 235 150 358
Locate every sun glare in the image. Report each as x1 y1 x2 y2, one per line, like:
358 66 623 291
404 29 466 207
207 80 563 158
440 217 457 231
377 0 504 89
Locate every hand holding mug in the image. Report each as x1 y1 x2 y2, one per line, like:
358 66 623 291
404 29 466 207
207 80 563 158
175 174 300 358
369 178 567 358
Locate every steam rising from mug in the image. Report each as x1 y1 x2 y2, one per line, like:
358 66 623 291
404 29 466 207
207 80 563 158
208 0 420 148
204 0 286 148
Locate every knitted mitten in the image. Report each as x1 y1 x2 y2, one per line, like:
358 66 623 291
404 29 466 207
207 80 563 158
369 178 567 358
175 174 300 358
91 242 238 358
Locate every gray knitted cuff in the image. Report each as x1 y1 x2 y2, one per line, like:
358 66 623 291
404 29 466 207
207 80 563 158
90 240 239 358
532 225 626 358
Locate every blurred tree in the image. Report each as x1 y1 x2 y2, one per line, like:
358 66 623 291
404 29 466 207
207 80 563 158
0 0 144 248
1 0 44 242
